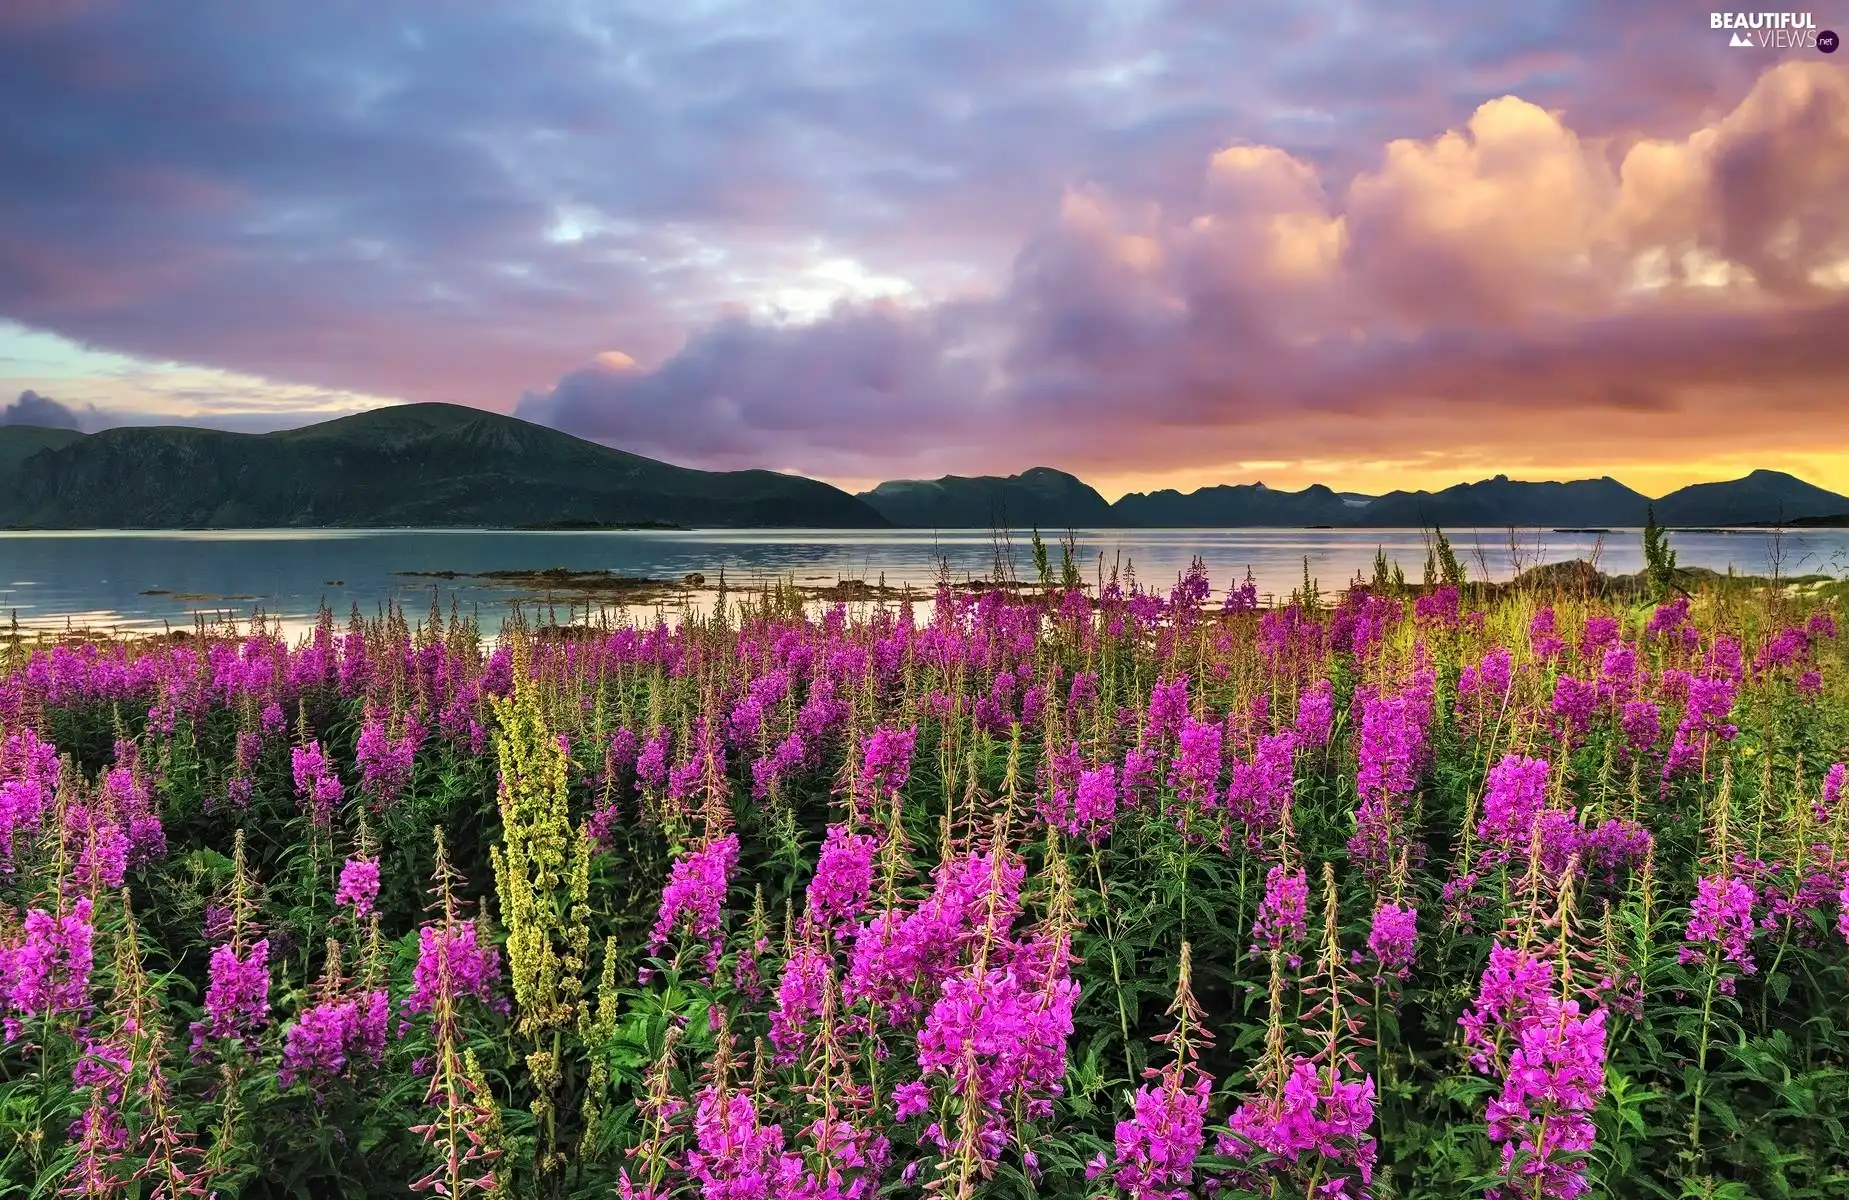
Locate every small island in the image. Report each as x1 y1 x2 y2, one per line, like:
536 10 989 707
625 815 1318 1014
500 519 690 532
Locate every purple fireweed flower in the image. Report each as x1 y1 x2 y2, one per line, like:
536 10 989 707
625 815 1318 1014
768 943 830 1065
1456 647 1514 729
1223 568 1259 613
0 734 58 871
1462 940 1609 1199
1485 999 1607 1200
1620 700 1660 759
0 898 95 1041
70 810 131 891
1460 943 1555 1073
1349 684 1428 875
916 963 1079 1135
405 920 505 1015
72 1038 132 1107
1146 676 1192 746
1415 586 1460 628
235 728 262 774
1580 819 1653 884
1532 809 1586 880
861 725 918 800
1681 874 1758 982
1580 615 1619 658
1046 762 1119 845
1109 1072 1212 1200
647 834 740 976
685 1084 796 1200
1365 901 1418 981
797 675 849 748
1223 1057 1378 1192
1457 940 1612 1198
1820 763 1847 823
203 938 270 1036
668 720 726 807
1020 683 1048 728
335 857 380 919
635 730 671 793
1249 865 1309 963
1121 743 1158 809
100 750 164 867
1664 674 1739 779
1293 679 1335 749
1476 755 1550 861
844 850 1028 1026
189 938 271 1054
1839 874 1849 945
1647 597 1690 636
1169 716 1223 813
355 713 418 805
1529 607 1565 661
291 741 343 829
894 1080 931 1121
1551 676 1598 743
1596 644 1637 706
807 823 878 932
750 731 807 801
1225 732 1296 845
278 989 390 1091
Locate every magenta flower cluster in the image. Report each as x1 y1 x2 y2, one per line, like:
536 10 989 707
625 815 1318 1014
1249 865 1309 962
291 740 344 829
335 856 381 919
1364 901 1418 981
194 937 272 1044
1104 1073 1211 1200
1460 943 1608 1200
0 897 95 1042
860 724 918 800
647 833 740 974
1680 874 1759 988
1224 1057 1378 1195
806 823 878 932
278 988 390 1090
406 919 505 1015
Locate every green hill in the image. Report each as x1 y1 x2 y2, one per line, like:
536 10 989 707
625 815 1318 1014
0 404 887 529
857 467 1112 529
0 426 86 483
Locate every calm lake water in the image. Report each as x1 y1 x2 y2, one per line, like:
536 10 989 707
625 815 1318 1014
2 526 1845 639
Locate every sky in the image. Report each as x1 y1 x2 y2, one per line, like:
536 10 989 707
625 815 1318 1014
1 2 1846 502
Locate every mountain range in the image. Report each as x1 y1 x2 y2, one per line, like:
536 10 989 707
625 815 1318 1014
0 403 1843 529
858 469 1849 529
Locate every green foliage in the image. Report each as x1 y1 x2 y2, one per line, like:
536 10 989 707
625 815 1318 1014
0 578 1846 1197
1646 504 1681 601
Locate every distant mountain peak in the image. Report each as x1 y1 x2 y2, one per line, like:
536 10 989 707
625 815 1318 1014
0 404 888 529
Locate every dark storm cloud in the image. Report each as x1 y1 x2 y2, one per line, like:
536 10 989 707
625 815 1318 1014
1 389 85 428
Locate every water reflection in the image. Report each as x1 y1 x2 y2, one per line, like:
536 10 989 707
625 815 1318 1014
0 525 1841 640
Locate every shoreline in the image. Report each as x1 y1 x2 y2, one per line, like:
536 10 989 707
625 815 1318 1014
7 557 1840 648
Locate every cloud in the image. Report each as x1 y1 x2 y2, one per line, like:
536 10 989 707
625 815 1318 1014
521 59 1849 484
1 389 85 428
1 0 1843 490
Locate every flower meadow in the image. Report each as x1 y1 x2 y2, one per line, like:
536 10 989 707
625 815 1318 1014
2 566 1848 1200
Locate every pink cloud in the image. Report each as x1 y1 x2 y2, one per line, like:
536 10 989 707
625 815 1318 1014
525 60 1849 485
